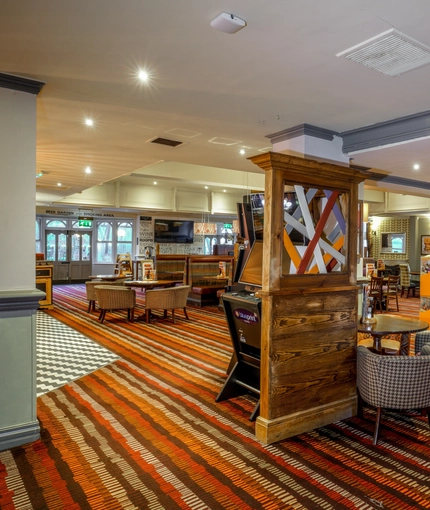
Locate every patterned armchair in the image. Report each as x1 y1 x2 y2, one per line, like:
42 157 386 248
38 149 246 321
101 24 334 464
399 263 419 298
94 285 136 323
144 285 190 323
356 345 430 445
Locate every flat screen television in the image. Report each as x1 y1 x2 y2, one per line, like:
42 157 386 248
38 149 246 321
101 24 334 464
154 219 194 244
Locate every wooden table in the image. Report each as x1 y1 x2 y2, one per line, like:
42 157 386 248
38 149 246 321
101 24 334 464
357 314 429 355
89 275 127 281
124 280 177 290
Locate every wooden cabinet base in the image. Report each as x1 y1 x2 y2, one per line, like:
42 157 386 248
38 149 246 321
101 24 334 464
255 396 357 445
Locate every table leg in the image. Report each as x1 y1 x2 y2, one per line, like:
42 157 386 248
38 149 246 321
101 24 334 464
400 333 410 356
373 334 383 354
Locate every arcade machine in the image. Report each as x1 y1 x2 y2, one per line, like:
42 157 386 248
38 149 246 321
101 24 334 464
215 199 263 421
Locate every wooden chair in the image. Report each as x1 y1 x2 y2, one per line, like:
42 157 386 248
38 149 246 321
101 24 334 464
94 285 136 323
399 263 418 297
382 274 400 312
144 285 190 323
357 345 430 445
368 276 384 313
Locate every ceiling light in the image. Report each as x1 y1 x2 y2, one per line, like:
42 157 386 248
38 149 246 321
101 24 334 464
84 118 94 126
223 189 227 193
57 183 62 187
204 186 209 189
240 149 245 155
210 13 246 34
153 181 157 185
138 70 149 81
413 163 420 170
85 166 91 174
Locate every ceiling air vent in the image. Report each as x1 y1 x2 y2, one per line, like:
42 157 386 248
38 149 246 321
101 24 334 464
337 28 430 76
150 137 183 148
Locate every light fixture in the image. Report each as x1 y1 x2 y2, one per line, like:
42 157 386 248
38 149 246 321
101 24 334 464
138 70 149 81
85 166 91 174
413 163 420 170
153 181 157 185
204 186 209 189
240 149 245 155
57 183 62 187
84 118 94 126
210 12 246 34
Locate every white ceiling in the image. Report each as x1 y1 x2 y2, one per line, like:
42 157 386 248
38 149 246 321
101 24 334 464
3 0 430 207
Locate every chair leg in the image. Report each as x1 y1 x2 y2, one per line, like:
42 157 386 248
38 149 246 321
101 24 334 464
146 308 150 323
87 301 92 313
172 309 175 323
357 390 364 418
99 310 106 324
129 308 134 322
183 307 189 320
373 407 382 445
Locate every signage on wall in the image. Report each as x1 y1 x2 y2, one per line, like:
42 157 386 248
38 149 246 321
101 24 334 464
78 219 93 227
224 223 233 229
140 216 152 221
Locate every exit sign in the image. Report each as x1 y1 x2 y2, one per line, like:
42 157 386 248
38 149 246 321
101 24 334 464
224 223 233 229
78 219 92 227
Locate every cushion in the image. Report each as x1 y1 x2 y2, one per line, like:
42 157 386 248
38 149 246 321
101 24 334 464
420 343 430 356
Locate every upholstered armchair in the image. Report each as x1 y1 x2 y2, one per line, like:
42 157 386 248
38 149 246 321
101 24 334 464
94 285 136 323
85 280 125 312
356 345 430 445
144 285 190 323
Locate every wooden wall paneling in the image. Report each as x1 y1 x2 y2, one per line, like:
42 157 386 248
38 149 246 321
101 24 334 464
249 152 367 444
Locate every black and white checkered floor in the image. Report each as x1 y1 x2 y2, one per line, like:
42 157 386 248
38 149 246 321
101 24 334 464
36 311 120 396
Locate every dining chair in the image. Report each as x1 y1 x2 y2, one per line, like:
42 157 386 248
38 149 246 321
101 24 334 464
368 276 384 313
399 263 418 298
94 285 136 323
144 285 191 323
382 274 400 312
356 345 430 445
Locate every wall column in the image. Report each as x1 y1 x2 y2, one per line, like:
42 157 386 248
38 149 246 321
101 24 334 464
0 74 45 450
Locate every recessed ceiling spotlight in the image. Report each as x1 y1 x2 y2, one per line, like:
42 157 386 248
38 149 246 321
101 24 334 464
153 181 157 185
138 70 149 82
85 166 92 174
413 163 420 170
239 149 245 155
57 183 62 187
223 189 227 193
204 186 209 189
84 118 94 126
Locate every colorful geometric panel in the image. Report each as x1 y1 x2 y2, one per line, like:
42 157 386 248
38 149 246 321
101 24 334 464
283 185 347 274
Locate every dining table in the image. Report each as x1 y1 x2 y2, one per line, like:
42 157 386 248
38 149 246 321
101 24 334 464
124 279 178 290
357 314 429 355
88 274 127 281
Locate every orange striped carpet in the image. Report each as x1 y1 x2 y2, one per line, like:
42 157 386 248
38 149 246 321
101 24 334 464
1 285 429 509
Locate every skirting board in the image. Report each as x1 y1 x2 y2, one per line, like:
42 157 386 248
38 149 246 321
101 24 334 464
255 396 357 445
0 421 40 451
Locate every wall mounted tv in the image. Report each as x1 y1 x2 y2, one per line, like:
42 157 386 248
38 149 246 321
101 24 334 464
153 219 194 244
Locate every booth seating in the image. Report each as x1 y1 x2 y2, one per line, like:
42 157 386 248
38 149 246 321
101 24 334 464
85 279 126 312
154 255 187 283
186 256 234 306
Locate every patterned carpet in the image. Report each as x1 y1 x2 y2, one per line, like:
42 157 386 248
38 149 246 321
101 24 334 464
0 286 429 509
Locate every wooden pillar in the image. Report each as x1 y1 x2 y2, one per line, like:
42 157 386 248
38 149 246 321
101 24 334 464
249 152 367 444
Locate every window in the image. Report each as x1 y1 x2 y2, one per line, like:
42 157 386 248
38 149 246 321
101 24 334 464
117 222 133 256
96 221 113 263
35 218 41 253
96 220 134 263
46 219 67 228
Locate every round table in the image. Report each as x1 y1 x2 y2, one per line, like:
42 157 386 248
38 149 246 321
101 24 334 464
357 314 429 355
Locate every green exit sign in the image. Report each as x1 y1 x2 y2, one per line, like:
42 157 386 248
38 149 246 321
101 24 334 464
224 223 232 229
78 219 92 227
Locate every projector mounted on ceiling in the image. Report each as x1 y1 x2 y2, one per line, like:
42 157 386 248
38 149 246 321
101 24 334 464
210 12 246 34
